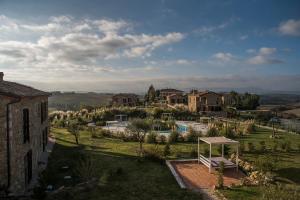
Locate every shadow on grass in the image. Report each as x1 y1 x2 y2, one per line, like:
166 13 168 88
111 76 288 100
43 140 203 200
276 167 300 184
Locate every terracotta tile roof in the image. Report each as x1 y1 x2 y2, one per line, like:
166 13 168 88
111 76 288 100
0 80 50 98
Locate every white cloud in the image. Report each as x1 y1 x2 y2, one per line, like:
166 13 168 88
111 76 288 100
247 55 283 65
278 19 300 36
246 49 256 54
247 47 283 65
0 15 185 79
213 52 235 62
259 47 276 55
239 35 248 40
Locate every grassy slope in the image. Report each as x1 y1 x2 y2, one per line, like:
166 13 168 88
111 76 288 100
221 128 300 200
49 93 113 110
45 128 202 200
46 127 300 200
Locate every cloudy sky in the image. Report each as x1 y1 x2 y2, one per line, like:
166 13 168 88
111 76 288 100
0 0 300 93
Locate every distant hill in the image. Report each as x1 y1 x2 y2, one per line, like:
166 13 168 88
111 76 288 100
49 92 114 111
259 94 300 105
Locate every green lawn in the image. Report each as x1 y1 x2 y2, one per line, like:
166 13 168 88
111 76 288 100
44 127 300 200
220 128 300 200
44 128 202 200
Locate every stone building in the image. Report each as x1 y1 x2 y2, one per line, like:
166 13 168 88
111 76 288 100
0 72 50 195
166 93 187 105
158 88 184 101
111 93 139 107
188 91 223 112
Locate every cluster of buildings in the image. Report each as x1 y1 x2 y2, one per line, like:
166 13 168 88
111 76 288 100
111 87 235 113
0 72 50 195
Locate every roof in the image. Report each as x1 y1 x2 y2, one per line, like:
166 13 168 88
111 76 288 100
190 91 221 97
168 93 184 97
0 80 50 98
199 137 239 145
160 88 183 93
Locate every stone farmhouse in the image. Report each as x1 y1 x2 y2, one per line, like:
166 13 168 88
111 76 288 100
111 93 139 107
188 90 233 112
157 88 188 105
0 72 50 195
166 93 187 105
158 88 184 100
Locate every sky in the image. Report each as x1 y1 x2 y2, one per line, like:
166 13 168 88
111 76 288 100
0 0 300 93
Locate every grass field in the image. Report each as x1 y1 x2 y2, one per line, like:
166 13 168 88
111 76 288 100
44 127 300 200
44 128 202 200
49 93 114 111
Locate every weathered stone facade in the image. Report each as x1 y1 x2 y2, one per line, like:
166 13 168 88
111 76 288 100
0 72 50 195
188 91 223 112
111 93 139 107
0 95 49 195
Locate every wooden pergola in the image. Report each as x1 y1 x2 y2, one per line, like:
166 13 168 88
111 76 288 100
198 137 239 173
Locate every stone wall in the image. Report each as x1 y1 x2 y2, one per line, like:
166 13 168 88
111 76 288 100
0 96 48 195
0 95 12 188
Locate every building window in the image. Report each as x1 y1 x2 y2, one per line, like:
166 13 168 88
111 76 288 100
42 127 48 152
24 150 32 186
41 102 48 123
122 98 127 103
23 109 30 143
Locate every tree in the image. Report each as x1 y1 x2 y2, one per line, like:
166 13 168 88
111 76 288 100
145 84 156 103
126 119 152 157
68 122 80 145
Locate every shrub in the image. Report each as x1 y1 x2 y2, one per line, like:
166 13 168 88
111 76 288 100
298 144 300 152
146 132 158 144
185 129 201 142
272 141 278 152
144 147 164 164
248 142 255 152
163 144 171 157
259 141 266 152
220 127 235 139
217 161 225 189
243 123 255 134
261 184 300 200
168 131 179 143
157 135 166 144
281 141 291 152
98 128 112 137
207 127 219 137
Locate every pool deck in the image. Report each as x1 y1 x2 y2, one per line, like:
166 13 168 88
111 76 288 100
167 160 245 189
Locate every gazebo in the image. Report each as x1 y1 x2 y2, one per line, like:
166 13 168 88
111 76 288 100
198 137 239 173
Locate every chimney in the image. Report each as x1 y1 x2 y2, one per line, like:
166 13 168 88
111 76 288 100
0 72 3 81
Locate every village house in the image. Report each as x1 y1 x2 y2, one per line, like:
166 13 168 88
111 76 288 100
0 72 50 195
111 93 139 107
188 90 223 112
158 88 184 101
166 93 187 105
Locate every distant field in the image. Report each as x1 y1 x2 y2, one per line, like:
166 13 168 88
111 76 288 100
259 94 300 105
49 93 114 111
283 108 300 117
